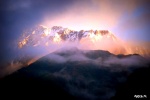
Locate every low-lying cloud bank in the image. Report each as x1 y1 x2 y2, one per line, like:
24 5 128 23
42 49 149 99
1 46 149 78
0 47 149 100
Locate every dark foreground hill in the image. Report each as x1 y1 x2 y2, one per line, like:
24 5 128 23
0 48 149 100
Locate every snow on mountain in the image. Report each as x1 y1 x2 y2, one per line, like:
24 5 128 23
18 25 117 47
18 25 150 57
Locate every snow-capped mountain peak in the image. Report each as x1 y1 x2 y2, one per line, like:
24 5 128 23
18 25 150 57
18 25 116 48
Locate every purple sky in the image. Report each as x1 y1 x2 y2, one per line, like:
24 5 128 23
0 0 150 62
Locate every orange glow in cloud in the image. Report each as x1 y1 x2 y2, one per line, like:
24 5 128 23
41 0 119 31
41 0 141 31
18 0 150 59
41 0 150 43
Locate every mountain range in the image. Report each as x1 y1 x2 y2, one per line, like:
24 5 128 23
18 25 150 57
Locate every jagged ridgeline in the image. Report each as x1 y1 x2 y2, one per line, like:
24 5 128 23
18 25 116 48
18 25 150 56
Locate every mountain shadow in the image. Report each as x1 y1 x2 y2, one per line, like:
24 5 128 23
0 48 149 100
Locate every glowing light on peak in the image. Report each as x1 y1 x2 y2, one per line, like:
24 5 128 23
44 28 50 36
89 32 102 43
39 25 51 36
53 33 61 43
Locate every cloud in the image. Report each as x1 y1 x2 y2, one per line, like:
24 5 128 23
0 61 24 78
44 49 148 99
0 1 149 99
0 47 149 99
41 0 141 28
0 2 149 98
41 0 150 42
101 55 147 67
1 0 149 66
46 54 66 63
